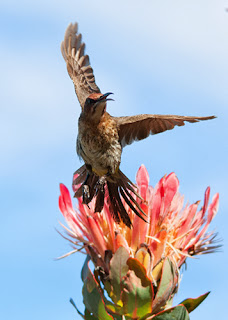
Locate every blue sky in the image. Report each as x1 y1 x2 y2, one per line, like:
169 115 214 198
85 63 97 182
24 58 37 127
1 1 227 319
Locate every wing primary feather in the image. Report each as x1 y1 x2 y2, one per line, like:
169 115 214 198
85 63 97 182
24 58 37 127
115 114 216 147
61 23 100 108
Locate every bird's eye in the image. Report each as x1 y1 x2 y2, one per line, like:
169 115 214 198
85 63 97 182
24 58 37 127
86 98 95 105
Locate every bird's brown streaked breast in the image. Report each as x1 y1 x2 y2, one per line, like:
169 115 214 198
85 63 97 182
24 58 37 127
77 114 122 176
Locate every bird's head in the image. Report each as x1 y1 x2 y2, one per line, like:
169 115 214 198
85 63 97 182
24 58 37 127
83 92 114 123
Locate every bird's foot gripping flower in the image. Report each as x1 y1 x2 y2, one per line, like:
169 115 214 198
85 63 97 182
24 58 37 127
58 165 220 320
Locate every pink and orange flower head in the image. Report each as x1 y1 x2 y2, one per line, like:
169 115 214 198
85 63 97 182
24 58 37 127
58 165 220 318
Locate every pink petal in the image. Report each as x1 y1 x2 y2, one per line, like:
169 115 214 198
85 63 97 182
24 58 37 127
59 184 87 238
149 178 163 234
131 204 149 251
202 187 210 215
59 183 73 210
59 195 66 216
114 232 130 252
163 173 179 213
194 191 219 244
176 203 198 240
136 165 149 200
103 201 115 247
86 216 107 259
149 230 167 266
208 193 219 220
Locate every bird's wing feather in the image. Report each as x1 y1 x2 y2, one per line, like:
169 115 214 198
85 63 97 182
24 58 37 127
61 23 101 108
114 114 216 147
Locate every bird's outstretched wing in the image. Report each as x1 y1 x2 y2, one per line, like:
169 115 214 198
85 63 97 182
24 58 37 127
61 23 101 108
114 114 216 147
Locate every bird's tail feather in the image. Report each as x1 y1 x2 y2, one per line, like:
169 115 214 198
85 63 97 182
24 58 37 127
73 165 99 202
94 187 105 213
72 165 147 227
73 165 87 183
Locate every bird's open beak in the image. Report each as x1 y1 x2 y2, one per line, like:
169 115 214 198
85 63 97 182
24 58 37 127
97 92 114 102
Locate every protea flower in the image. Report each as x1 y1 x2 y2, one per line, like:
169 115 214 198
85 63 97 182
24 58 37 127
58 165 220 319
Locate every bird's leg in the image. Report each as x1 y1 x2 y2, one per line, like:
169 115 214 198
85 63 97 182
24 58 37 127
82 172 90 204
95 169 113 195
82 164 92 204
95 176 106 195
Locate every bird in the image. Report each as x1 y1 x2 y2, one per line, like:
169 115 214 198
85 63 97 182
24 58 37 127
61 22 215 228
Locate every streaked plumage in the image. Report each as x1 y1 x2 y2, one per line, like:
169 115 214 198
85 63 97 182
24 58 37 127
61 23 215 227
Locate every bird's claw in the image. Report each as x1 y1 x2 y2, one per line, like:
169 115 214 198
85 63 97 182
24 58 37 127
95 177 106 194
82 184 90 204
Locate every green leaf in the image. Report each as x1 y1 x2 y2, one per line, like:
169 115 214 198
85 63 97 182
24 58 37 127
82 263 114 320
152 258 177 314
81 255 91 282
121 257 153 318
180 291 210 313
84 308 99 320
153 305 190 320
109 247 130 304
